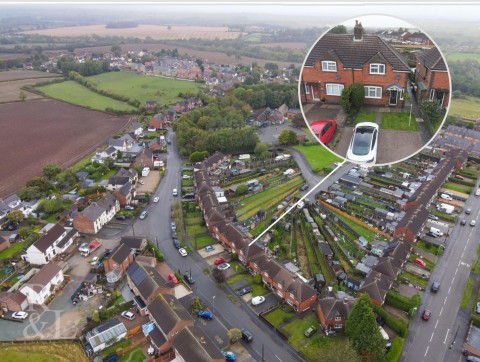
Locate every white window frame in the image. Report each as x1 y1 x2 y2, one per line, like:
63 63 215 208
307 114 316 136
334 323 343 329
399 89 404 100
364 86 383 99
321 61 337 72
335 316 342 321
429 89 435 101
369 63 386 75
304 83 310 95
326 83 344 96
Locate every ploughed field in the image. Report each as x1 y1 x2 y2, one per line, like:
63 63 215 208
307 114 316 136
0 99 128 198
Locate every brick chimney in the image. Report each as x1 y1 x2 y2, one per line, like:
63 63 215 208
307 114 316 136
353 20 364 41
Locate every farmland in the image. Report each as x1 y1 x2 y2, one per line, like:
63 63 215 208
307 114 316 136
449 95 480 120
0 341 88 362
21 24 243 40
0 70 62 103
445 52 480 62
0 99 128 198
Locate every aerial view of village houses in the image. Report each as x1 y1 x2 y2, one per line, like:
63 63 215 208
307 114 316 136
0 3 479 362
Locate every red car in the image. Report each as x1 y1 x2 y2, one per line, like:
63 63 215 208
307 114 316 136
309 119 337 145
422 309 431 321
454 174 465 180
168 273 178 284
214 257 225 265
414 258 426 268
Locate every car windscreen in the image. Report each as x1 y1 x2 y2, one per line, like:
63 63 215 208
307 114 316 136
352 126 374 155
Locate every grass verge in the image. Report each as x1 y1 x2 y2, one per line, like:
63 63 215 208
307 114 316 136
461 277 475 309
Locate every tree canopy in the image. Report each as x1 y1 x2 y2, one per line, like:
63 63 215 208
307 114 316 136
278 129 298 145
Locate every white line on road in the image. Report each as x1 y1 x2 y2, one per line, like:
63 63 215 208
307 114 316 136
455 267 458 275
275 355 285 362
430 333 434 342
435 320 439 329
451 277 455 285
448 285 452 293
425 346 429 357
444 297 447 305
444 329 450 344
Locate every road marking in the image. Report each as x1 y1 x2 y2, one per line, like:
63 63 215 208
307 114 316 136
455 267 458 275
435 320 439 329
444 298 447 305
275 355 285 362
430 333 434 342
444 329 450 344
439 307 443 317
451 277 455 285
425 346 429 357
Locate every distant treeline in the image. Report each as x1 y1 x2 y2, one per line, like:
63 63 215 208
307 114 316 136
450 60 480 97
57 56 111 76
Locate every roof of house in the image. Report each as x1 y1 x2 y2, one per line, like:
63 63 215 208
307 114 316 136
318 297 356 321
109 176 130 186
416 47 447 72
108 243 133 265
173 326 223 362
0 290 27 306
117 182 133 197
318 241 334 256
148 325 167 348
148 294 193 335
127 261 169 302
31 224 65 253
358 270 392 304
203 151 227 170
120 236 147 250
23 262 62 294
97 193 118 210
80 203 105 222
286 278 317 303
305 33 411 72
372 257 402 280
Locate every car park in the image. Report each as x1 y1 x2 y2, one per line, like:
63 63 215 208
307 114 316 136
12 311 28 320
251 296 265 306
214 257 225 265
431 281 440 293
121 311 135 321
153 196 159 203
471 220 476 227
217 263 230 271
310 119 337 145
179 248 187 257
237 286 252 296
139 210 148 220
421 309 431 321
204 245 215 252
303 325 317 337
346 122 379 164
183 272 195 284
241 328 253 342
173 188 178 196
197 310 213 320
168 273 178 284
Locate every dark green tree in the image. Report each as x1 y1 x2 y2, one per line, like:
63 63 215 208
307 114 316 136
111 44 122 57
419 100 443 127
43 163 62 181
235 184 248 196
254 143 269 157
278 129 298 145
341 84 365 116
7 210 24 224
329 25 348 34
189 150 210 163
345 294 385 362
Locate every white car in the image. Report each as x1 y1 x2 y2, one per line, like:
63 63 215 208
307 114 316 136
153 196 159 203
179 248 187 257
173 188 178 196
90 257 99 265
121 311 136 321
12 311 28 320
251 296 265 306
471 220 476 227
217 263 231 271
346 122 379 165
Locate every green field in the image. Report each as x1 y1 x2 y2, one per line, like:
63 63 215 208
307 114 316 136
0 341 88 362
292 144 342 173
35 81 137 112
85 71 204 105
449 96 480 120
446 52 480 62
381 112 418 131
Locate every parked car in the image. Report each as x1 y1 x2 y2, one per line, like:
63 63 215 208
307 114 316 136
171 230 178 238
120 311 135 321
217 263 230 271
251 296 265 306
139 210 148 220
103 249 112 258
172 238 181 249
222 351 237 361
476 302 480 314
414 258 427 268
471 220 476 227
431 281 440 293
116 215 127 221
465 208 472 215
125 205 135 211
171 222 177 231
310 119 337 145
173 188 178 196
168 273 178 284
197 310 213 320
428 214 439 220
300 183 309 191
241 328 253 342
421 309 431 321
304 325 317 338
214 257 225 265
454 174 465 180
467 355 480 362
237 286 252 296
153 196 159 203
183 272 195 284
346 122 379 164
461 219 467 226
12 311 28 320
204 245 215 252
90 257 99 265
179 248 187 257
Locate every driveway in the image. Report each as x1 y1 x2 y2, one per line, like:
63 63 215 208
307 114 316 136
304 104 342 125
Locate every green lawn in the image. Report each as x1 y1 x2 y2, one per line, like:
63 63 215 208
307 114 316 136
119 347 145 362
185 224 206 235
226 274 249 285
101 340 131 358
35 81 137 112
193 235 216 249
449 96 480 120
461 277 475 309
381 112 418 131
0 242 27 260
300 335 357 362
399 272 427 288
281 314 319 349
354 111 377 123
443 182 473 194
415 240 442 257
292 144 342 173
185 217 203 225
264 307 294 327
85 71 204 105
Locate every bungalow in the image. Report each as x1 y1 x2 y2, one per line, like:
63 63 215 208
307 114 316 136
414 46 450 109
73 193 119 234
20 262 64 305
0 291 28 312
302 20 411 107
22 223 77 265
85 317 127 353
103 243 135 274
317 296 356 330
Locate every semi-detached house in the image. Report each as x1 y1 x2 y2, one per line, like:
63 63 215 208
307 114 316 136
301 20 411 107
20 262 64 305
73 193 120 234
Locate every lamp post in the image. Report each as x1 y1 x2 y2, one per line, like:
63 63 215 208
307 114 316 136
212 296 215 315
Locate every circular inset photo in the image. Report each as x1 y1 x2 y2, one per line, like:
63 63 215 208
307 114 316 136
299 15 451 166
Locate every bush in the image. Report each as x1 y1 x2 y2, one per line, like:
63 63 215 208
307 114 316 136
373 305 409 337
385 337 404 362
230 253 238 261
385 290 418 312
472 315 480 328
149 242 164 262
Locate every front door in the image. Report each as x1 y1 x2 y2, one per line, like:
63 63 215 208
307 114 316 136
389 90 398 105
312 84 320 100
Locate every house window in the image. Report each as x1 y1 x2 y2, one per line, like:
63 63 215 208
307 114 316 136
429 89 435 101
335 316 341 321
289 293 295 300
304 83 310 94
326 83 344 96
369 63 385 74
364 86 382 99
334 324 343 329
321 61 337 72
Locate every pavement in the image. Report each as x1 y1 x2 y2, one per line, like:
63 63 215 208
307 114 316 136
400 192 480 362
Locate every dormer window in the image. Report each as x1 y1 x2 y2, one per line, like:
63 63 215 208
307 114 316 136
369 63 385 75
321 61 337 72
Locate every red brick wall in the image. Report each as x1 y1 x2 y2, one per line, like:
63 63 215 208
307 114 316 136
73 215 95 234
298 294 318 312
415 62 450 108
104 252 134 273
302 61 409 105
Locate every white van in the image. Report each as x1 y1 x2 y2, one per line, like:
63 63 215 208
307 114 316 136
430 227 444 237
440 193 453 201
378 326 391 349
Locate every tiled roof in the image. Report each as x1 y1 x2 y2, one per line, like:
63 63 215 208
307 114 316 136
108 243 132 265
24 262 62 293
416 47 447 71
148 294 193 335
318 297 355 320
358 271 392 304
173 326 223 362
32 224 65 253
305 33 411 71
81 203 105 222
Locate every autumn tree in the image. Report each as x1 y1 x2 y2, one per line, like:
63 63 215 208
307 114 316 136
278 129 298 145
7 210 24 224
43 163 62 181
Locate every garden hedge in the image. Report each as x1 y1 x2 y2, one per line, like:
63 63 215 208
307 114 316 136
385 336 404 362
374 305 409 337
